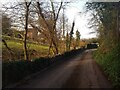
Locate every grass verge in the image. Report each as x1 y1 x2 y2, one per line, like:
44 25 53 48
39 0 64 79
93 44 120 88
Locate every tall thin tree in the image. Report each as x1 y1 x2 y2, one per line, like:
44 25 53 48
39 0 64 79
24 1 31 60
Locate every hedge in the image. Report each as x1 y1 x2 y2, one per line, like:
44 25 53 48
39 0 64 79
2 48 85 87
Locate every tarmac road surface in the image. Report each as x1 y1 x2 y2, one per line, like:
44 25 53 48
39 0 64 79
15 49 112 88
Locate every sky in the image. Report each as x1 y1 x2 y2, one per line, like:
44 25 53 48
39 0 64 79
65 0 97 39
0 0 97 39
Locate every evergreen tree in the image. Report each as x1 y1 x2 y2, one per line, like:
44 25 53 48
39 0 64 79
76 30 81 48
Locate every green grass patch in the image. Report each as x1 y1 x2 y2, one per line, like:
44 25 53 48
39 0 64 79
2 40 48 50
2 36 49 60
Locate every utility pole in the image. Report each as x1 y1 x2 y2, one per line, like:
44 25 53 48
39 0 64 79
68 20 75 50
68 12 81 50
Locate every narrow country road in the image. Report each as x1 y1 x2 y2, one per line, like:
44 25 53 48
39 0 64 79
15 49 112 88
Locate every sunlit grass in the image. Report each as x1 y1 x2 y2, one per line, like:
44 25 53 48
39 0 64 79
2 40 48 50
2 39 49 60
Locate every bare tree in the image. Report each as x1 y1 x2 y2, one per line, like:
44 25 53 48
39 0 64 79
30 0 64 55
2 0 71 58
24 1 31 60
2 1 31 60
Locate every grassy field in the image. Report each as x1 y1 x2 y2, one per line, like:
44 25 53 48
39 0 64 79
2 35 84 61
2 36 49 61
2 40 48 51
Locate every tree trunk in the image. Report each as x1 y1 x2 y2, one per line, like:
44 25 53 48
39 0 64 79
66 32 69 51
24 2 31 60
23 32 28 60
48 41 52 56
51 37 59 54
